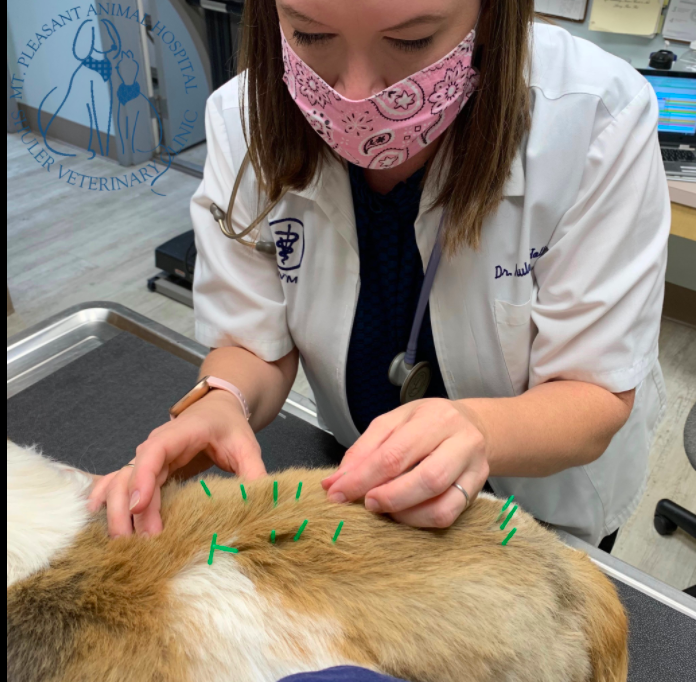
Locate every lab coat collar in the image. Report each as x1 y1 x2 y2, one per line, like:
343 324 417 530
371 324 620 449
414 146 526 255
287 145 525 253
419 147 526 200
291 155 359 254
290 148 525 201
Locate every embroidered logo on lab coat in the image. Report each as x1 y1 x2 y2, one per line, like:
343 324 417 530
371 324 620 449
271 218 305 280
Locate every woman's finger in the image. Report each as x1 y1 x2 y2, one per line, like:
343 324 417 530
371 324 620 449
389 486 467 529
327 405 451 502
364 437 468 513
132 469 167 537
230 436 267 481
128 420 210 515
390 465 489 529
321 408 410 489
168 451 214 482
321 468 350 490
87 470 118 512
105 469 135 537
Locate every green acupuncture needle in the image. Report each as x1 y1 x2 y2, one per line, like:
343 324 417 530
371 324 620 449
296 481 303 501
240 484 247 502
501 528 517 546
496 495 515 522
293 519 309 542
207 533 239 565
200 480 211 497
270 530 276 544
500 505 518 531
332 520 344 543
273 480 278 507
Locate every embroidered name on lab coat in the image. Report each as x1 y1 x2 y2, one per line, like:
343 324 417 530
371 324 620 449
495 246 548 280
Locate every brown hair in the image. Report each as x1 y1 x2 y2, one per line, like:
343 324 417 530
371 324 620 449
238 0 534 254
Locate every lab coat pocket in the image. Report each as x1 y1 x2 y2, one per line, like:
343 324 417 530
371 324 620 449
494 298 535 396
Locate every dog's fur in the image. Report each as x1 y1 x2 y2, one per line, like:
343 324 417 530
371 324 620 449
7 440 628 682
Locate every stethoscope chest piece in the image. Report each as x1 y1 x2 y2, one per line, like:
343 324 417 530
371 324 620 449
386 211 447 405
389 352 432 404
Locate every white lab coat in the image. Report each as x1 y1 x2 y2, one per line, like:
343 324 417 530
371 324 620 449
191 23 670 545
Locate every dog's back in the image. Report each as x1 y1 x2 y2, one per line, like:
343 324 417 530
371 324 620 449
7 442 628 682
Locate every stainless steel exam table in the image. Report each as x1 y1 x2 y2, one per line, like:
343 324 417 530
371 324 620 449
7 303 696 682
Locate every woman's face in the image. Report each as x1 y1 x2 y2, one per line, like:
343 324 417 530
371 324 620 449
276 0 480 99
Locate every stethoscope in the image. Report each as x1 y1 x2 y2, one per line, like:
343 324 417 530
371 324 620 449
209 153 287 256
387 211 445 404
211 151 446 404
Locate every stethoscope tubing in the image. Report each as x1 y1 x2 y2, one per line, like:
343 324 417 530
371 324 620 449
210 152 287 254
404 211 446 367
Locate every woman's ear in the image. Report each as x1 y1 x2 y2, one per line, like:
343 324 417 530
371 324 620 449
72 19 95 62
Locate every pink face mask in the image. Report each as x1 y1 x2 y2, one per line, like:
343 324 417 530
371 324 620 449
280 27 479 169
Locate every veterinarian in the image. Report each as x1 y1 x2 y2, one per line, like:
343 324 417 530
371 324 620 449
90 0 669 550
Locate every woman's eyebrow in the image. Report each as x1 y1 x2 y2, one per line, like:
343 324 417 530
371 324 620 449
278 6 446 32
381 14 447 32
278 4 328 28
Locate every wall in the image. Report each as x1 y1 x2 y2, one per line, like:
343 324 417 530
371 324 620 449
539 1 691 70
7 2 110 123
147 0 209 149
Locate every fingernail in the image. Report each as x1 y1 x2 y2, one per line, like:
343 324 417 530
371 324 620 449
140 532 149 540
365 498 381 513
328 492 346 504
129 490 140 510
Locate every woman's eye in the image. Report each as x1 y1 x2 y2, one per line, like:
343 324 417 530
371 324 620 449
292 30 333 47
387 36 434 52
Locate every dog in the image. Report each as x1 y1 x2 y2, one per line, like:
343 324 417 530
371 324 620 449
7 440 628 682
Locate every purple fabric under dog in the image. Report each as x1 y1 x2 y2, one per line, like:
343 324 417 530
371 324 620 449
279 666 407 682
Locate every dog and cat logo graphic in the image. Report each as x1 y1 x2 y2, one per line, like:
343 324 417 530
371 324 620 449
9 4 202 196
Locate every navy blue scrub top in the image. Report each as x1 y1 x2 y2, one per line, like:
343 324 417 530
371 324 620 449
345 163 448 435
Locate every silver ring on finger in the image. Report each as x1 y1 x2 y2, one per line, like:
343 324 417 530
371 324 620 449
123 462 135 469
452 482 470 509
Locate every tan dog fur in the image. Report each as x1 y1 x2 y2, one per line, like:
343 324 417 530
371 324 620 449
7 454 628 682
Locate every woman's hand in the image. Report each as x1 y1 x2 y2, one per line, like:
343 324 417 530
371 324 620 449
87 390 266 538
321 399 489 528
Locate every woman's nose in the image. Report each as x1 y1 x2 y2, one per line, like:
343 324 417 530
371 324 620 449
333 58 386 101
